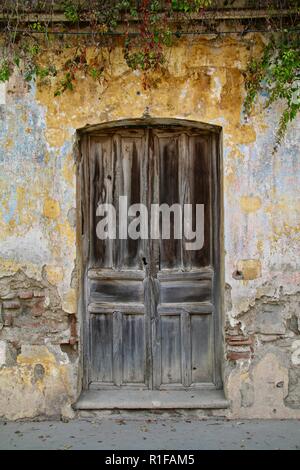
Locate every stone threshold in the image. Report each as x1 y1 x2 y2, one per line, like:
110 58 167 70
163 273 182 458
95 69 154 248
75 389 229 410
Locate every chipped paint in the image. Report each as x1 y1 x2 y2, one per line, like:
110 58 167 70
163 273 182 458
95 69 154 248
43 197 61 220
237 259 262 280
45 265 64 285
240 196 262 213
0 82 6 105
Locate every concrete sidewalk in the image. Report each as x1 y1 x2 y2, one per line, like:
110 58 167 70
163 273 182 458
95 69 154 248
0 415 300 450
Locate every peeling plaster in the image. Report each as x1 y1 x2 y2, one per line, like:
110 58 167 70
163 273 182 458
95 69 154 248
0 35 299 419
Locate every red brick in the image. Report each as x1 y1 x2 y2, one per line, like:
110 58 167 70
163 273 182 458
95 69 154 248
227 338 253 346
31 299 45 317
69 314 77 344
69 336 77 346
227 351 251 361
2 300 20 309
3 313 13 327
19 291 34 299
226 335 247 341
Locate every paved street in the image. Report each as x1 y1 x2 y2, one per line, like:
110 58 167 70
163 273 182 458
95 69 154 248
0 415 299 450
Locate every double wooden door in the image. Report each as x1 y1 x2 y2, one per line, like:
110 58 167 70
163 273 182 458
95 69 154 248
80 121 221 391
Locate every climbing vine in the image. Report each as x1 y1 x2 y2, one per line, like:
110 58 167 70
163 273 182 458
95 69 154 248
0 0 212 80
244 33 300 149
0 1 299 146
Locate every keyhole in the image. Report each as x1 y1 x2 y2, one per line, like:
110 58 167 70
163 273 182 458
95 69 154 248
142 257 148 266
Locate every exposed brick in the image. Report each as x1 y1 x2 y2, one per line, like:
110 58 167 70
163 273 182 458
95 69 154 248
226 335 246 341
226 337 253 346
18 290 34 299
2 300 21 309
31 299 45 317
69 336 77 346
69 314 77 345
3 313 13 327
227 351 251 361
33 290 45 298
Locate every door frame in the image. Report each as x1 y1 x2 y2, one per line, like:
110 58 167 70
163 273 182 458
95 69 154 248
76 117 224 392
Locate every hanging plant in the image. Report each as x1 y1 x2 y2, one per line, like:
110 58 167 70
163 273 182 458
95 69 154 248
0 0 212 92
0 1 299 148
244 34 300 150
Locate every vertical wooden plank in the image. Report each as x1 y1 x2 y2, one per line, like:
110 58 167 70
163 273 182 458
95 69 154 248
158 135 181 269
93 137 114 267
161 315 182 384
90 314 113 382
112 133 122 270
121 136 142 268
211 132 223 388
112 132 145 269
191 314 213 383
146 276 160 389
189 135 211 267
181 311 192 387
122 314 145 383
89 137 96 266
143 129 153 389
113 310 123 386
179 132 192 270
118 136 131 269
148 129 161 389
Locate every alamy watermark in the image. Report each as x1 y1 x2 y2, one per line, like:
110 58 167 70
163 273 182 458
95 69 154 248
96 196 204 251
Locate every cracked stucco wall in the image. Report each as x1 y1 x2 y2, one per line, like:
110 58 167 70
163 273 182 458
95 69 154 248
0 34 299 419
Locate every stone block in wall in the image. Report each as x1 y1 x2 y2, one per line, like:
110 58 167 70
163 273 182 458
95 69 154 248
0 340 17 367
285 367 300 409
255 303 285 335
240 381 255 408
0 292 16 300
31 299 45 317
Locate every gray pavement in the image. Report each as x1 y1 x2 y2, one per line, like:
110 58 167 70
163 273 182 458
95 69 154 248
0 415 299 450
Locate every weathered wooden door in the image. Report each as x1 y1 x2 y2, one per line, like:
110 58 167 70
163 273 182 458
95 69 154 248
80 120 221 391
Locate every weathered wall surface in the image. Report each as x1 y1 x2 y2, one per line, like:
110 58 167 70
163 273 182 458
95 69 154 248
0 34 299 419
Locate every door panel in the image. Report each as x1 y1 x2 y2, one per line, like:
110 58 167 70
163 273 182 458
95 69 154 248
160 279 212 303
161 315 182 385
151 130 215 389
89 131 145 269
88 129 150 388
157 135 181 269
89 279 144 303
122 314 146 383
153 131 211 270
191 314 213 383
83 125 220 391
90 314 113 383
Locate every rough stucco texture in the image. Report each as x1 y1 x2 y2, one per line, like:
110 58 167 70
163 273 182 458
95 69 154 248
0 35 299 419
